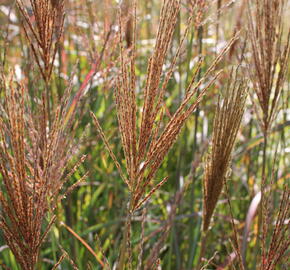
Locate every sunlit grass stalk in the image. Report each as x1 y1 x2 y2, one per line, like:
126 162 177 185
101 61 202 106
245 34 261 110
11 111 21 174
198 68 248 268
16 0 65 125
189 23 204 262
246 1 290 264
0 67 86 269
91 0 238 268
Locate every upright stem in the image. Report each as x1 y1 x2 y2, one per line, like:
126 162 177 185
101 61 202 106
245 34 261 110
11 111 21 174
117 197 133 270
261 133 267 189
255 130 268 268
197 230 208 269
216 0 222 54
187 25 203 269
260 132 268 268
171 12 182 269
45 80 52 128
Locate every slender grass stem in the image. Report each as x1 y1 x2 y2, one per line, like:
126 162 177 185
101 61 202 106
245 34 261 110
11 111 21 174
45 80 52 128
117 197 133 270
254 130 268 268
197 230 208 269
260 132 268 267
187 25 203 269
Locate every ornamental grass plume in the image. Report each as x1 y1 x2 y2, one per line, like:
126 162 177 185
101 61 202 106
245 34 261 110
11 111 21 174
261 185 289 270
16 0 66 127
247 0 290 253
247 0 290 135
91 0 238 268
92 0 238 217
0 72 86 270
202 68 248 232
16 0 65 83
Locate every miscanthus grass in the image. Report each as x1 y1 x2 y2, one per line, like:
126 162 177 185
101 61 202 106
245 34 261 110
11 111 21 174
0 0 289 269
91 0 238 268
202 67 248 232
16 0 65 125
0 71 86 269
16 0 65 84
247 0 290 266
0 1 86 268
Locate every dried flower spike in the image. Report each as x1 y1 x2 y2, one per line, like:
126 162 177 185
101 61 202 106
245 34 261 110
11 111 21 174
0 72 85 270
203 67 248 231
16 0 65 83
